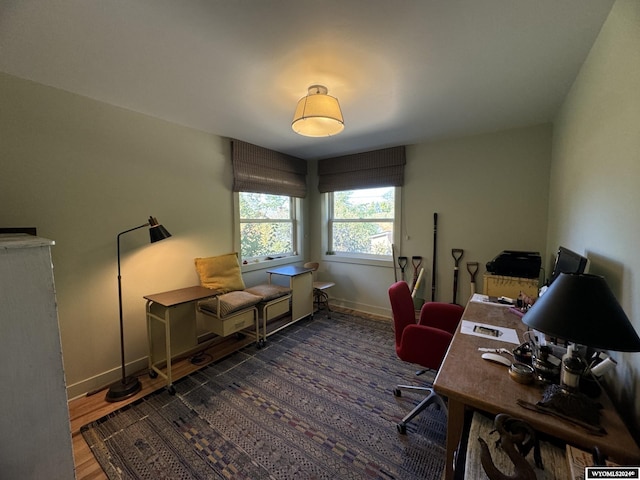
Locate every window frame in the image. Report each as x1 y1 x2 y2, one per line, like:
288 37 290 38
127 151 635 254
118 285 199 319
322 186 401 266
234 192 302 270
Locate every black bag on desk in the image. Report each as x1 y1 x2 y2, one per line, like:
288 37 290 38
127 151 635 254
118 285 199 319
486 251 541 279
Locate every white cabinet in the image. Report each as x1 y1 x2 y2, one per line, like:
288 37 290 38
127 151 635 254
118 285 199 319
264 265 314 340
0 235 75 479
267 265 313 322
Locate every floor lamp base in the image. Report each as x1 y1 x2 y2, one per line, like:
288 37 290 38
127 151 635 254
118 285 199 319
105 376 142 403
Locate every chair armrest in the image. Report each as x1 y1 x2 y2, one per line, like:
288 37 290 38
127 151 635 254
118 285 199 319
418 302 464 335
398 324 453 369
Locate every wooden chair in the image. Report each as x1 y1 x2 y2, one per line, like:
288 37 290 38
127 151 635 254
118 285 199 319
304 262 335 318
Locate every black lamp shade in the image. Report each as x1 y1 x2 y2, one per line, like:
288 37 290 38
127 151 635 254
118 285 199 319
149 223 171 243
523 273 640 352
148 216 171 243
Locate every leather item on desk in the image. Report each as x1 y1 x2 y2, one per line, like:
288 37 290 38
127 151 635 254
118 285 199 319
539 384 602 425
517 398 606 436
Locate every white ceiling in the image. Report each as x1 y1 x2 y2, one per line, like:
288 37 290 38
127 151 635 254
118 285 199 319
0 0 615 160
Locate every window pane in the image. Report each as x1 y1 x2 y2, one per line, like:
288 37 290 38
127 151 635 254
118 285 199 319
240 221 293 258
239 192 290 220
333 188 394 220
329 187 395 257
238 192 295 259
332 221 393 255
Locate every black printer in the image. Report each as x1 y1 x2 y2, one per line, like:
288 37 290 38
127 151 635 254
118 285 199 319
486 251 541 279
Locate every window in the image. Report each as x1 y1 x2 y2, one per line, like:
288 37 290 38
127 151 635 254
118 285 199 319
238 192 296 260
328 187 396 257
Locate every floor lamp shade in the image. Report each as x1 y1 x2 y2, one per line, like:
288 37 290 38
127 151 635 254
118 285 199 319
105 216 171 402
522 273 640 352
149 216 171 243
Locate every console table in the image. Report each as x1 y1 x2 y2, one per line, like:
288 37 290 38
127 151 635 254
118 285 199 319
433 298 640 480
145 286 219 393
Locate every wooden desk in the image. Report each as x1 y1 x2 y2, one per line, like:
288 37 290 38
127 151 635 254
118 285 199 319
145 286 219 393
433 299 640 480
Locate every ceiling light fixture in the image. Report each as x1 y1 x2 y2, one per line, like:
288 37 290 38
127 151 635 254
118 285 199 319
292 85 344 137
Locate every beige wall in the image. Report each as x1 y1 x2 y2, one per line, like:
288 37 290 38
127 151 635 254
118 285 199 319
548 0 640 430
315 125 552 315
0 72 309 398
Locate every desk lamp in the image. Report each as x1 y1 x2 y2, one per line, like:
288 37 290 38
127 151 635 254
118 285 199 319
106 216 171 402
522 273 640 427
522 273 640 352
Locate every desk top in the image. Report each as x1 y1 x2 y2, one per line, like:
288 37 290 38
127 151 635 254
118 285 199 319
434 299 640 464
143 286 219 307
266 265 313 277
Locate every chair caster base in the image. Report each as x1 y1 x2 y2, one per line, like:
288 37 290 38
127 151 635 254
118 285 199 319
397 422 407 434
393 388 402 397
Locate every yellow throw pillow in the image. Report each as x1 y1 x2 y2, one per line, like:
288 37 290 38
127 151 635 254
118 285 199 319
194 253 245 293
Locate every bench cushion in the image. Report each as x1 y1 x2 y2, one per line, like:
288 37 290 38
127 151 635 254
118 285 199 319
199 291 261 317
244 284 292 302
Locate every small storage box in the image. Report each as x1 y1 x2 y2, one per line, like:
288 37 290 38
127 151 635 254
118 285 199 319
198 307 257 337
197 290 261 338
261 295 290 320
483 274 539 299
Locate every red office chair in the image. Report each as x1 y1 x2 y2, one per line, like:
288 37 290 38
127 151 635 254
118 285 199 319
388 281 464 433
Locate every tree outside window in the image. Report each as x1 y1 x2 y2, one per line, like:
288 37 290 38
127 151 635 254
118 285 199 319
329 187 395 256
239 192 295 259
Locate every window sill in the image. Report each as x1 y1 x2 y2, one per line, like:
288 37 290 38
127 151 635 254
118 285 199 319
321 253 392 268
241 254 301 273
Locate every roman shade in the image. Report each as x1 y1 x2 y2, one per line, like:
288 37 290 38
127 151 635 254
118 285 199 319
317 146 406 193
232 140 308 198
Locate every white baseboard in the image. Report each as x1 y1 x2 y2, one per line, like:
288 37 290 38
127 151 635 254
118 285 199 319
67 356 148 401
329 297 391 319
68 300 392 401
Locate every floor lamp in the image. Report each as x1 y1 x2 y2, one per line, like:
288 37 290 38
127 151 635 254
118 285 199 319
105 216 172 402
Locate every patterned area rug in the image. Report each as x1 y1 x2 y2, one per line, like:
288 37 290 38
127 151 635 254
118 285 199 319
82 312 447 479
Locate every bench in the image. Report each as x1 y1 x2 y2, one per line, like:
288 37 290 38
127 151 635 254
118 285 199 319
194 253 291 345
